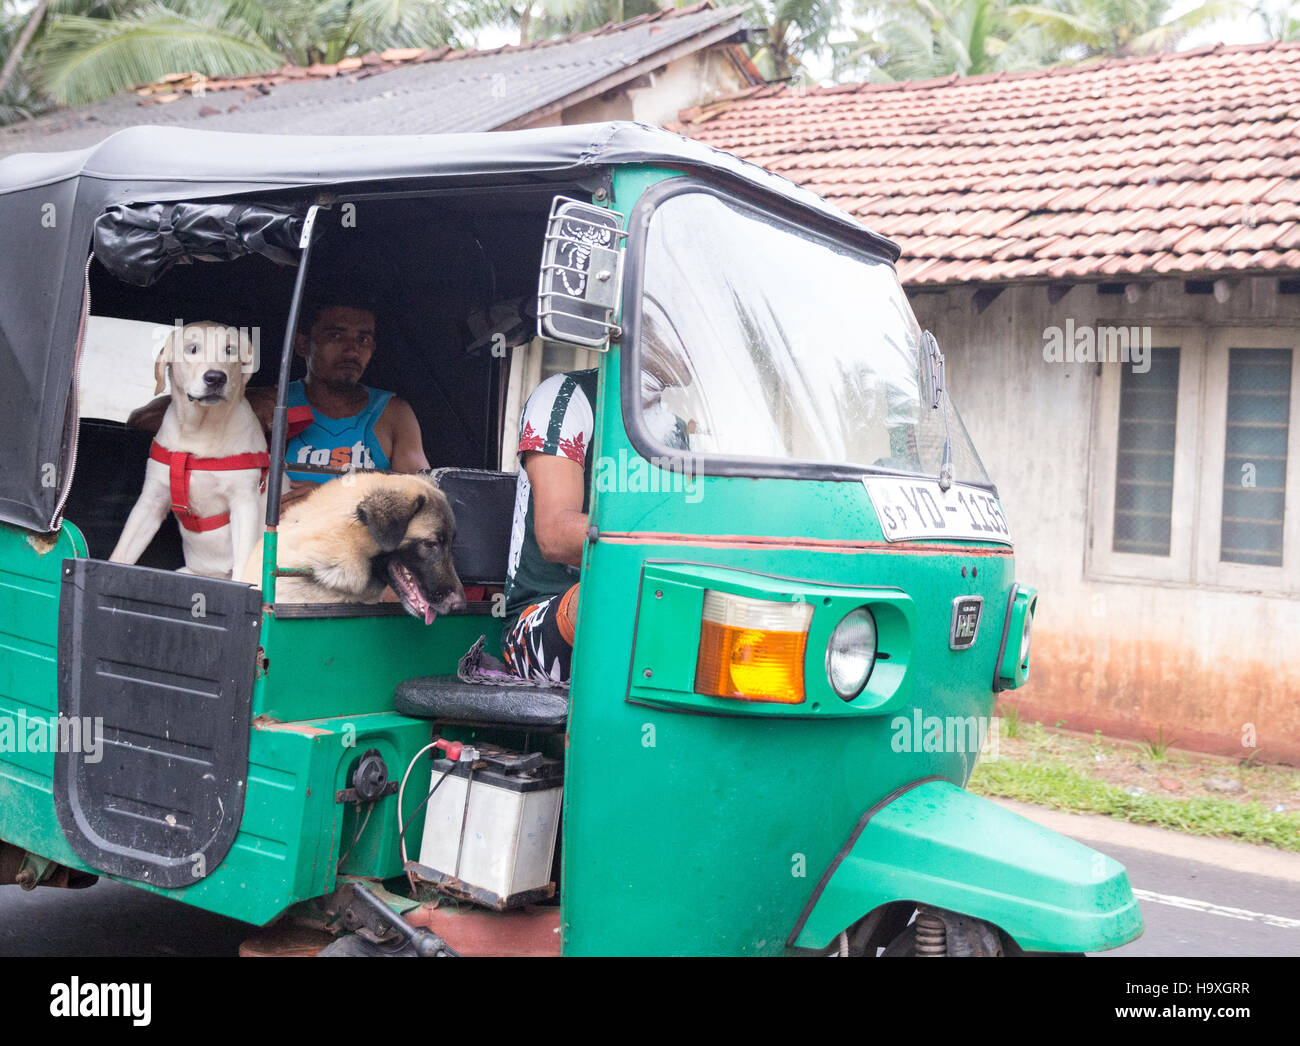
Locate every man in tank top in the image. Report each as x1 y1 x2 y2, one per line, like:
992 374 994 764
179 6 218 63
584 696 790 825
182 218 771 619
274 298 429 506
129 296 429 509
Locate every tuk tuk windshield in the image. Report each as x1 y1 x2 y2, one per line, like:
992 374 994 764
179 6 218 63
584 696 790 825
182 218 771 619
636 190 991 486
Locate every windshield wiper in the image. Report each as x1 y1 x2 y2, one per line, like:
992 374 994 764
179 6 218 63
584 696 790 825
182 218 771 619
921 331 954 491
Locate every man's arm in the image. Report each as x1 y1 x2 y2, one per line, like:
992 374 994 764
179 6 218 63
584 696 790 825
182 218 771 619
242 387 306 507
524 451 587 567
381 397 431 473
245 386 276 431
130 387 276 432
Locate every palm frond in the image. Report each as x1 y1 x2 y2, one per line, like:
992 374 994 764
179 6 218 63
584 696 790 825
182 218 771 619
1127 0 1246 51
36 5 282 104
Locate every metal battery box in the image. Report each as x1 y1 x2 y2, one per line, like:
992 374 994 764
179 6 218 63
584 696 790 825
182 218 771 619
416 751 562 909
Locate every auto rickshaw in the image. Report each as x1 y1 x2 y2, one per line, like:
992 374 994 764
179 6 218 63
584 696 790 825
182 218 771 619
0 121 1142 956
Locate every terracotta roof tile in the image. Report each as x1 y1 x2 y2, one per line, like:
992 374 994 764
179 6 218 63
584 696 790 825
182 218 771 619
677 41 1300 281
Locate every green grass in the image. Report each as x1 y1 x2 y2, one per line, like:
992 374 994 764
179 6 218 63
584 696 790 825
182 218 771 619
999 702 1021 739
1142 726 1176 762
969 757 1300 852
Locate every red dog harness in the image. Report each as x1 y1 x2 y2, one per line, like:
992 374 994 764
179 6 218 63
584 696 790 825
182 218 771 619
149 405 315 532
149 442 270 533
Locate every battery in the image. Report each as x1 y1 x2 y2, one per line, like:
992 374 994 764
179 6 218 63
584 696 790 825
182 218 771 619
416 755 562 909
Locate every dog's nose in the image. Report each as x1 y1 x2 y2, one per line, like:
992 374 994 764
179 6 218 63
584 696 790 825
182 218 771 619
203 370 228 388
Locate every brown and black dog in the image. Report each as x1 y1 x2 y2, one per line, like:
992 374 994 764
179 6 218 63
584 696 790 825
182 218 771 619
238 472 465 623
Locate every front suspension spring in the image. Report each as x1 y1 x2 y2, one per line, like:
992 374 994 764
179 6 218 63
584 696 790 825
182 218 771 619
915 909 947 957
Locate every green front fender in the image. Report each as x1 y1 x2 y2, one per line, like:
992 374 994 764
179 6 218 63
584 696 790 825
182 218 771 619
790 779 1144 953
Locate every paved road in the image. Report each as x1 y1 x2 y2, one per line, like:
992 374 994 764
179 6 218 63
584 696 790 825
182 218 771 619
2 803 1297 956
0 878 251 957
1095 842 1299 957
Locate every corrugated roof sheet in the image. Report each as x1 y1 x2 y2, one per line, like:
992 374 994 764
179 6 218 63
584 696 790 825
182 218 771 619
0 3 746 155
675 42 1300 283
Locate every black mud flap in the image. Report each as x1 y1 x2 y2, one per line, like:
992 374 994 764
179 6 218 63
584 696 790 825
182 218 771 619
55 559 261 888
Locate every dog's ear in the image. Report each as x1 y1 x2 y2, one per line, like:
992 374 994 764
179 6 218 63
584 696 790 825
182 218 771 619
153 332 174 395
233 328 256 390
356 490 428 553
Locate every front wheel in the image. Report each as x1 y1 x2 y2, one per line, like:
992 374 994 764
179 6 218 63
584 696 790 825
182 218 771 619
836 903 1088 956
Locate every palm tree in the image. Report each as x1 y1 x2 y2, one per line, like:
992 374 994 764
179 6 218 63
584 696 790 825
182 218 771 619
1251 0 1300 38
745 0 843 80
0 0 496 113
35 2 282 106
1004 0 1246 58
0 0 49 96
836 0 1058 80
245 0 475 65
836 0 1244 81
516 0 665 42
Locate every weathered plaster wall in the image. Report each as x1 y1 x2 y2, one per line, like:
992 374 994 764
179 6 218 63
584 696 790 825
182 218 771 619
911 276 1300 763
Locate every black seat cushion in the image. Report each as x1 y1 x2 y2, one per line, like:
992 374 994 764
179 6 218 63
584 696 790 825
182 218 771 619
64 419 185 568
395 676 568 729
429 468 516 586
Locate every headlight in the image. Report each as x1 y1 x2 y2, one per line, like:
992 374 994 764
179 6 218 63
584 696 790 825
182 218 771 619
997 586 1037 690
825 608 877 700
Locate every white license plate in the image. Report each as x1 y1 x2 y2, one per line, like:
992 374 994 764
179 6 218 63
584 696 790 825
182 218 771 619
863 477 1013 545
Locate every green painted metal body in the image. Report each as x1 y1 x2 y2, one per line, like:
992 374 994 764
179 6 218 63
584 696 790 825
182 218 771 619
0 160 1142 953
554 165 1139 954
0 524 90 879
0 518 501 924
791 779 1143 951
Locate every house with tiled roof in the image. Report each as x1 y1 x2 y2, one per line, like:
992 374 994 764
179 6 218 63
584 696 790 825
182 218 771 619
681 42 1300 762
0 3 760 155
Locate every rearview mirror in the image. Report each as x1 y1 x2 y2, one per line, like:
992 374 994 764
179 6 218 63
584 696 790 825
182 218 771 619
920 330 945 410
537 196 626 349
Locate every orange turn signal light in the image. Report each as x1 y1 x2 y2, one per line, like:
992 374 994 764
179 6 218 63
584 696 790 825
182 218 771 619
694 590 812 704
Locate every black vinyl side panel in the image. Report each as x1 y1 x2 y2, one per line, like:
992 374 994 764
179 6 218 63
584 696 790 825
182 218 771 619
429 468 517 585
55 559 261 887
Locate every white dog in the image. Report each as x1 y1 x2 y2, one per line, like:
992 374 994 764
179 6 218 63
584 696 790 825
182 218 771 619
110 321 268 579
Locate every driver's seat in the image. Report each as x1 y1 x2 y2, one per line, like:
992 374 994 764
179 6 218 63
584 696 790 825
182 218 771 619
394 676 567 731
396 467 567 731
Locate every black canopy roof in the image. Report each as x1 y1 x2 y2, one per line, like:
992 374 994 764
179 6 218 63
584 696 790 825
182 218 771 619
0 121 898 533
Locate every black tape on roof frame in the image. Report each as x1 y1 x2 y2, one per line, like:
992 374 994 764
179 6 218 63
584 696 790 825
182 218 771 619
92 201 306 287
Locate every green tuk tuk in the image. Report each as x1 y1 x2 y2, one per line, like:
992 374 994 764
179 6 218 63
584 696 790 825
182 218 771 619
0 121 1142 956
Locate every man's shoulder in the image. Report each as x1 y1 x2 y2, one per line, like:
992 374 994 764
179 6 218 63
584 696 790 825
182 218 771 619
373 390 419 430
526 369 598 411
520 370 597 464
369 386 403 411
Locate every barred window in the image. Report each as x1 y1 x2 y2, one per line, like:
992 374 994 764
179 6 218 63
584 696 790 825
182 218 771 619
1220 348 1292 566
1113 347 1180 556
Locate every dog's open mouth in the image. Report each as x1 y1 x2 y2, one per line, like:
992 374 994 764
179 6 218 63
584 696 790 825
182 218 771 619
387 561 437 625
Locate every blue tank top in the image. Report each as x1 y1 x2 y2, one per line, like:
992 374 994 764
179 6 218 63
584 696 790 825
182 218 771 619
284 380 393 483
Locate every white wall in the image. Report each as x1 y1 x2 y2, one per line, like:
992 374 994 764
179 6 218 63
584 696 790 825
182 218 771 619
553 49 753 128
911 276 1300 761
